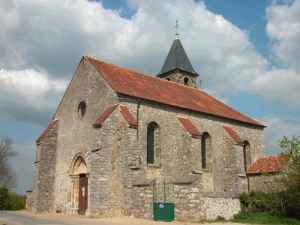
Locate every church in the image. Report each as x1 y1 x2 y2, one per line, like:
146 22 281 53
30 37 267 221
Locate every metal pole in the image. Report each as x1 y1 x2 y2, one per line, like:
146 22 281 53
164 180 166 202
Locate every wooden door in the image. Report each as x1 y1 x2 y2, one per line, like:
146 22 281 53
78 174 88 214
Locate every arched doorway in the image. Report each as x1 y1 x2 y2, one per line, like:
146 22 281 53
70 156 88 215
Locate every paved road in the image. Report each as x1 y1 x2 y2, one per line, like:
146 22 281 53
0 211 120 225
0 211 247 225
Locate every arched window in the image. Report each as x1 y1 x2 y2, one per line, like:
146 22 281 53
201 132 210 169
184 77 189 85
243 141 251 172
78 101 87 118
147 122 160 165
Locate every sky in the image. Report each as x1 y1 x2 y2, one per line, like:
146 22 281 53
0 0 300 194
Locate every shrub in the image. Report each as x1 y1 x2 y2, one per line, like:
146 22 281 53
279 136 300 218
7 192 26 210
239 192 285 216
0 186 25 210
0 186 10 210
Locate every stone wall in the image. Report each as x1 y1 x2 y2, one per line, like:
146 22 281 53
249 173 284 193
52 57 120 215
201 197 241 220
161 70 198 88
32 57 265 221
32 120 58 213
25 191 33 211
115 95 264 221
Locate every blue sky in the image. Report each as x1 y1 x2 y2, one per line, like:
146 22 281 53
0 0 299 194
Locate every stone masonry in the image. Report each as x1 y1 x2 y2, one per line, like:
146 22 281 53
30 38 267 221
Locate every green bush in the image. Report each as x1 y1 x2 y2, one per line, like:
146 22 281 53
239 137 300 219
239 192 285 216
0 186 10 210
0 186 25 210
279 136 300 218
7 192 26 210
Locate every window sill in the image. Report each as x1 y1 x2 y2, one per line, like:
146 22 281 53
192 168 210 174
192 169 202 174
238 174 247 178
147 163 161 169
129 165 141 170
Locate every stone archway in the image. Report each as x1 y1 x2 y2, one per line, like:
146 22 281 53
69 155 88 215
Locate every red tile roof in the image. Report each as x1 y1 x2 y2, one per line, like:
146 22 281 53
223 126 242 144
177 117 201 139
36 120 58 144
247 155 284 175
86 56 264 127
93 104 119 128
119 105 138 128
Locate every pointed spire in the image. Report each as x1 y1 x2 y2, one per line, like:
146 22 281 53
158 38 197 76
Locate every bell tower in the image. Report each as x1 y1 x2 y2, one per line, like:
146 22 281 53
157 25 199 88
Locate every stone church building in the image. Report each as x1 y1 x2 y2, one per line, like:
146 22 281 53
30 38 267 221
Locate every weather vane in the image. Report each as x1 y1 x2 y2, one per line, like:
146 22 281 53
175 20 179 39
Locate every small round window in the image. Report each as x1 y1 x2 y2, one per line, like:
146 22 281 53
78 101 87 118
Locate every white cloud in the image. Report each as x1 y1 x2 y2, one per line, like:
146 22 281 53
0 68 67 124
0 0 299 192
0 0 299 123
262 116 300 154
250 68 300 108
267 0 300 71
245 0 300 109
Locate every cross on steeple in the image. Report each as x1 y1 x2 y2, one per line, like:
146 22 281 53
175 20 179 39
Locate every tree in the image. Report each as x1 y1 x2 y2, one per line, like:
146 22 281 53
279 136 300 218
0 137 16 188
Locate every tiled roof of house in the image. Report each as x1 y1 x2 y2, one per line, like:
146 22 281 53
177 117 201 139
247 155 284 175
36 119 58 144
86 56 264 128
223 126 243 144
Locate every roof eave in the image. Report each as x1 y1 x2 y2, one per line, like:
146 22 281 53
117 93 265 128
158 68 199 78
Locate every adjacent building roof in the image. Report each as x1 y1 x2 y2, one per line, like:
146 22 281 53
158 39 197 77
177 117 201 139
223 126 243 144
87 56 264 128
247 155 284 175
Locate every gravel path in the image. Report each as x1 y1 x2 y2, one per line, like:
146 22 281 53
0 211 252 225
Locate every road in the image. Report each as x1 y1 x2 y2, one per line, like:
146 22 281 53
0 211 248 225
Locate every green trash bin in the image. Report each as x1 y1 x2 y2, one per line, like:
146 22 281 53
153 202 175 221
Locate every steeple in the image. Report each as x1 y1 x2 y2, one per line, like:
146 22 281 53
158 38 199 88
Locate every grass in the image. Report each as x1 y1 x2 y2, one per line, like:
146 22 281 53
232 212 300 225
